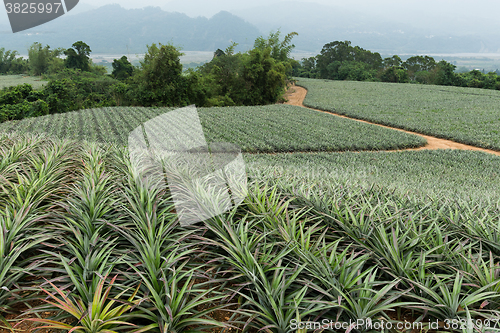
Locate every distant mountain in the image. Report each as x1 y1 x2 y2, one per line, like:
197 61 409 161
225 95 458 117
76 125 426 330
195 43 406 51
162 0 285 18
2 2 500 57
0 4 261 54
66 3 97 16
232 1 500 54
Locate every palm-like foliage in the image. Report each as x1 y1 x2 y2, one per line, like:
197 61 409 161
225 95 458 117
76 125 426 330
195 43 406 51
0 209 47 315
108 151 230 332
364 222 447 285
406 272 498 321
0 135 77 327
26 275 146 333
128 255 230 333
202 213 325 332
2 133 500 332
41 142 121 304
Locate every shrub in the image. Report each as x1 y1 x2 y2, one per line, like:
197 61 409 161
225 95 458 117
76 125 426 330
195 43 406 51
0 83 33 105
30 99 49 117
380 66 409 83
0 100 31 121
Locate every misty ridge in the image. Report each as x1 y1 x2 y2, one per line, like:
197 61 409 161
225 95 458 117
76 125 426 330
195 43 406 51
0 0 500 55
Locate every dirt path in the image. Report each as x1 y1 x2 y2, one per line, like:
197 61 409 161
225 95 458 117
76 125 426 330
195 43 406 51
284 84 500 156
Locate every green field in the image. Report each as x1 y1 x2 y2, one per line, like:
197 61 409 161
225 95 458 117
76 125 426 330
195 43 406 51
0 75 48 90
0 104 426 153
4 78 500 332
298 77 500 150
2 133 500 332
246 149 500 201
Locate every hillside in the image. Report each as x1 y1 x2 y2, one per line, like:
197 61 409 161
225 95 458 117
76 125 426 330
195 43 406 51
0 5 261 54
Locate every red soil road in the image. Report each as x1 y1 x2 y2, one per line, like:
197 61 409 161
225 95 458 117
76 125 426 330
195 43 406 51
284 84 500 157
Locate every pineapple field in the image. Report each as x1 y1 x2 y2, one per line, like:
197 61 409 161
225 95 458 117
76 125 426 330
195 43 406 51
0 104 426 153
1 78 500 332
298 78 500 151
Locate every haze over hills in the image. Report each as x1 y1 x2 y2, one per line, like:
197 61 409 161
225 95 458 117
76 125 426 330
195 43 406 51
157 0 500 37
0 5 260 54
160 0 500 54
1 0 500 56
231 1 500 54
162 0 285 18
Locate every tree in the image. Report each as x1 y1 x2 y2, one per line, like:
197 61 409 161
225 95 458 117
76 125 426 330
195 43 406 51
253 30 298 63
315 41 381 80
383 55 402 68
0 48 28 74
435 60 457 86
64 41 92 71
380 66 409 83
338 61 376 81
352 46 382 70
198 32 296 106
111 56 134 80
214 49 225 58
28 42 63 76
316 41 354 79
198 43 244 104
133 43 186 106
292 56 318 78
403 56 436 72
241 47 289 105
403 56 437 81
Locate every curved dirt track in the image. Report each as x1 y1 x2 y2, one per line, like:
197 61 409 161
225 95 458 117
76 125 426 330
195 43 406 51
284 84 500 157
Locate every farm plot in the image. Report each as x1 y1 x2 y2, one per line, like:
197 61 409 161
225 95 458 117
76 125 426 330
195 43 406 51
297 77 500 151
0 75 47 90
0 104 426 153
245 149 500 201
3 133 500 332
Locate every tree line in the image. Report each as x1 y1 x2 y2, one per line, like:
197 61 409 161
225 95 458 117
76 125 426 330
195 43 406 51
293 40 500 90
0 31 297 123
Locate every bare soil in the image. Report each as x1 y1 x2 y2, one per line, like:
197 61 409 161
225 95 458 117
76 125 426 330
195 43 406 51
284 84 500 157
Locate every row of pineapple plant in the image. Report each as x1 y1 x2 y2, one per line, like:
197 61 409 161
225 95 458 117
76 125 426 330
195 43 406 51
2 133 500 332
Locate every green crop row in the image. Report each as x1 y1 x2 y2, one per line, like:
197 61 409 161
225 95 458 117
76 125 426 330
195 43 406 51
297 77 500 151
2 133 500 332
245 149 500 203
0 104 426 153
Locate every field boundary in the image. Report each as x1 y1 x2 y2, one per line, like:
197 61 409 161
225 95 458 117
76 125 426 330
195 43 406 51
285 83 500 157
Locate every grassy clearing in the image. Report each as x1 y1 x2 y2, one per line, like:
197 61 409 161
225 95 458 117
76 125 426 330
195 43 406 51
2 133 500 332
0 104 426 153
297 77 500 151
0 75 47 90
